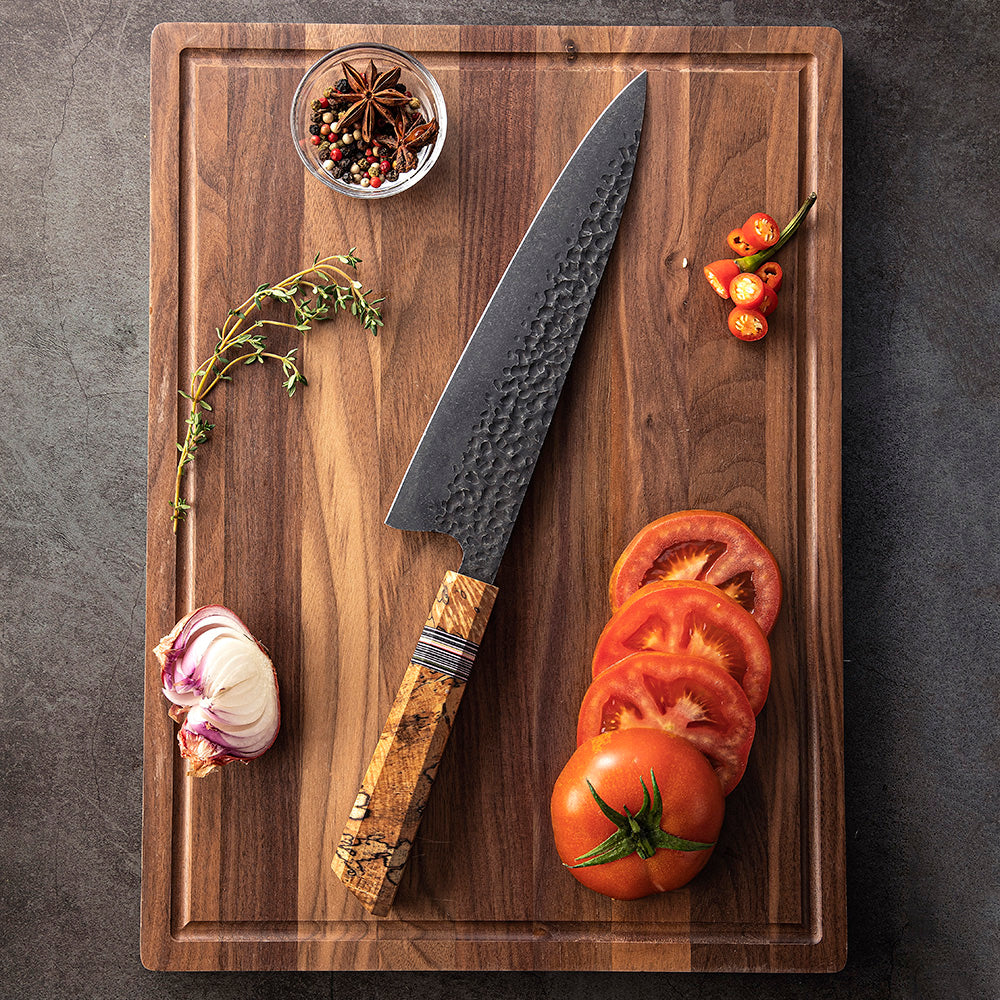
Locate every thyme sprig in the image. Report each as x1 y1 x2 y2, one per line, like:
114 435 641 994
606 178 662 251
171 251 384 530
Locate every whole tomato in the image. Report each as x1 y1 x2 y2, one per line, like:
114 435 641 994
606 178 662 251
551 728 724 898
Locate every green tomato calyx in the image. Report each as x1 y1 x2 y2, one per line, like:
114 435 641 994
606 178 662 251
567 768 715 868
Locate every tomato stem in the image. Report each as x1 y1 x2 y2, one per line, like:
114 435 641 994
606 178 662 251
623 806 656 859
734 192 817 272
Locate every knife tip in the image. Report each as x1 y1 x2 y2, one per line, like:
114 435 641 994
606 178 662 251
620 70 648 106
618 70 647 118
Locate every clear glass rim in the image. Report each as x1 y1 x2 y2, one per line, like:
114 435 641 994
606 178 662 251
290 41 447 200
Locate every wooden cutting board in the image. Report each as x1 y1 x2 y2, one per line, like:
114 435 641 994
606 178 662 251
143 22 844 972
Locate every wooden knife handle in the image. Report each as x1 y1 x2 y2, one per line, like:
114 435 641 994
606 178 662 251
332 570 498 916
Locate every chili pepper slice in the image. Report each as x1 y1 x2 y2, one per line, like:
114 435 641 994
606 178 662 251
742 212 780 251
755 260 783 291
727 229 755 255
703 259 741 299
734 193 816 273
729 272 765 310
728 307 768 342
759 283 778 317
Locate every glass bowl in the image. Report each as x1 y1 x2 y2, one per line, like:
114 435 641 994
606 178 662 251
291 42 447 200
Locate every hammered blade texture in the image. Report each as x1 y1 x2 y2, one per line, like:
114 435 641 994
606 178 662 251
386 73 646 580
438 130 642 580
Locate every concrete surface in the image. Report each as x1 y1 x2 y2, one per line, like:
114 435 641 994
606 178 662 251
0 2 996 998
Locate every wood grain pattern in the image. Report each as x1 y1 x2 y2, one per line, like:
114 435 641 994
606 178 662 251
333 572 498 916
143 22 844 972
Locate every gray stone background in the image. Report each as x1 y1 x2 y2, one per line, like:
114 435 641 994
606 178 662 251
1 1 996 998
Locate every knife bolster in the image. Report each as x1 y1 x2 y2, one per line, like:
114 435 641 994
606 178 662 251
333 570 498 915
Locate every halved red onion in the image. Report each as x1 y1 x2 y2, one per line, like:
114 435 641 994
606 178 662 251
154 606 280 777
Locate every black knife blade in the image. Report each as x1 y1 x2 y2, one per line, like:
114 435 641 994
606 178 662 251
386 72 647 581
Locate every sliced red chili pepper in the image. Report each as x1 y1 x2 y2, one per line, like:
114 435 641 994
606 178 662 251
742 212 780 251
733 193 816 273
703 259 741 299
759 283 778 317
729 272 765 310
755 260 783 291
727 229 755 255
728 307 768 342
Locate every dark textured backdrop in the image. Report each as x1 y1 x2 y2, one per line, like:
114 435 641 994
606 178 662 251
1 2 996 998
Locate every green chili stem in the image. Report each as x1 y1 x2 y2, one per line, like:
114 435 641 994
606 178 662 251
735 191 817 272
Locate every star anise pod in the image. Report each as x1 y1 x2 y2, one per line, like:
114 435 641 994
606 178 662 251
330 59 409 143
382 116 440 172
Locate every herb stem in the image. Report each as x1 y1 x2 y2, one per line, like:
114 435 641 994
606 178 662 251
200 350 285 393
170 251 384 530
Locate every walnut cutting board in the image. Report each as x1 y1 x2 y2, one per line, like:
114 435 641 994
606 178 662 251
143 23 844 972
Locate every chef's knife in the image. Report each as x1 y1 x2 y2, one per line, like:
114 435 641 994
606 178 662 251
332 72 647 915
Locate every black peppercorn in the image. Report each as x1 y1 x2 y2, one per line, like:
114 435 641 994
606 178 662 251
309 124 322 136
335 78 350 94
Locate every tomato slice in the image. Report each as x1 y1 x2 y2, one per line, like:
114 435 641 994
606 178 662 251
577 652 756 794
592 579 772 714
608 509 782 635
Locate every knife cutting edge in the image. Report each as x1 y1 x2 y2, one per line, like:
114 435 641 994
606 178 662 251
332 71 647 916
